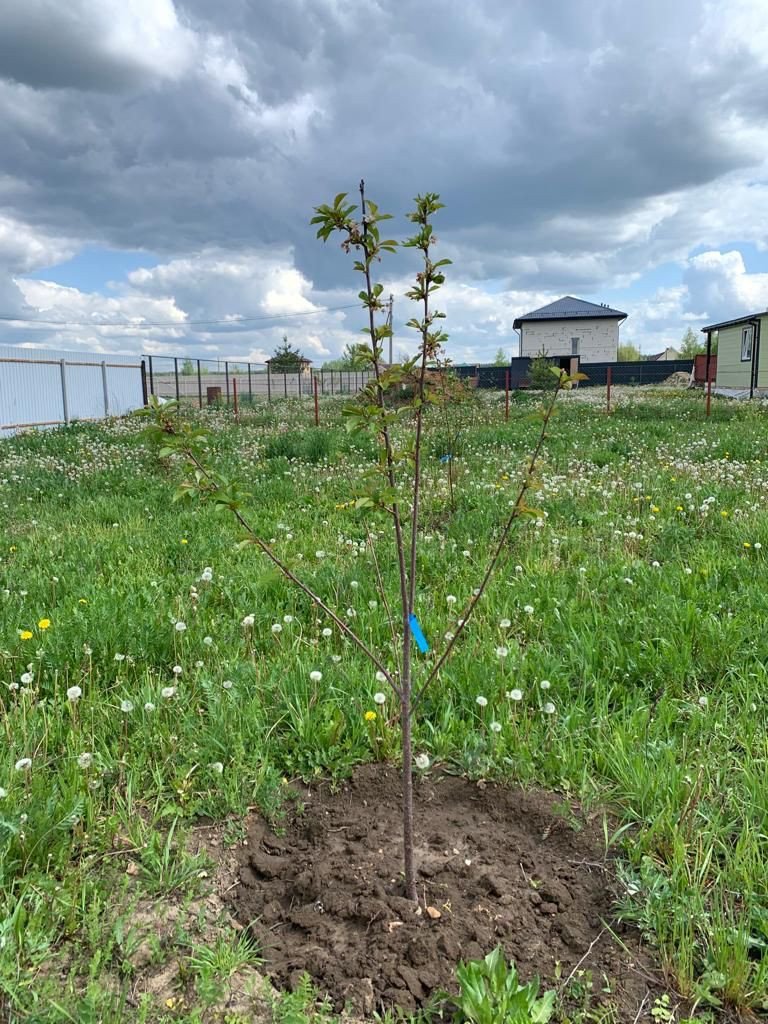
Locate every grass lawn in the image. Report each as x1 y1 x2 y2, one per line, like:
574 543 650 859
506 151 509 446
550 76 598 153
1 388 767 1022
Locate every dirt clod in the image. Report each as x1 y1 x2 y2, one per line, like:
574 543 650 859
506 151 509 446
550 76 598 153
228 766 653 1015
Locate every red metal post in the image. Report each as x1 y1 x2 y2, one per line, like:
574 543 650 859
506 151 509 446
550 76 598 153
313 375 319 427
706 375 712 418
233 376 239 421
606 366 612 414
505 370 510 422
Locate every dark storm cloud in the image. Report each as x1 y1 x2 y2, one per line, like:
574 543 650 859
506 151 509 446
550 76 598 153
0 0 766 318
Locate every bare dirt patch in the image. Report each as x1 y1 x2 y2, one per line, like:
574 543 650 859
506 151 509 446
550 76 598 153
229 765 656 1017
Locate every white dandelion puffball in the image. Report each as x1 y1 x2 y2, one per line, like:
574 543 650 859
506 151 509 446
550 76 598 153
499 618 511 628
200 568 213 582
242 614 255 628
495 646 509 658
507 689 523 701
20 672 33 685
322 627 332 637
698 695 709 708
15 757 32 771
283 615 294 624
375 670 386 683
271 623 282 634
374 691 386 705
144 702 156 712
310 670 323 683
77 752 93 769
120 699 134 713
490 721 502 733
446 594 457 605
540 680 551 690
523 605 534 614
476 695 488 707
175 621 187 632
203 636 213 646
161 686 176 699
0 787 6 799
222 680 233 690
210 761 224 774
543 702 556 715
67 685 82 702
415 753 430 770
172 665 182 676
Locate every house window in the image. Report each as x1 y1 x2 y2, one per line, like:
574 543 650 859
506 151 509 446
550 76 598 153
571 337 580 356
742 325 754 362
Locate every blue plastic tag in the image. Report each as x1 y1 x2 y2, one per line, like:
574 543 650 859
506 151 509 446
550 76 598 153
439 454 452 463
408 614 429 653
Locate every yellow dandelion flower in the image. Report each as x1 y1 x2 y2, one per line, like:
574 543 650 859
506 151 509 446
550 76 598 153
181 538 188 545
651 505 660 513
364 710 377 722
20 630 33 641
38 618 51 630
721 510 729 518
676 505 684 512
744 542 751 548
78 598 88 605
9 546 16 553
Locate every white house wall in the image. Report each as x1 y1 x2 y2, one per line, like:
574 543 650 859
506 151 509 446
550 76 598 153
519 318 620 363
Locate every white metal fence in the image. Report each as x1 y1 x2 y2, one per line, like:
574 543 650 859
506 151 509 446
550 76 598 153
0 345 143 436
1 346 378 437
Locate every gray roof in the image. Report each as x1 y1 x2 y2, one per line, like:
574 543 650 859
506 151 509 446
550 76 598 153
513 296 627 329
701 311 767 332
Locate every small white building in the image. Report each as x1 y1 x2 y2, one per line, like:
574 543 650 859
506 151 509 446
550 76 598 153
513 296 627 363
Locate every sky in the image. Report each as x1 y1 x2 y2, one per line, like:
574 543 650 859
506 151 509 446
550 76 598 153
1 0 768 364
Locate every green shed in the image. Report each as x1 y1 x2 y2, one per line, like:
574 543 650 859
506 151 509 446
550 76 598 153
702 311 768 397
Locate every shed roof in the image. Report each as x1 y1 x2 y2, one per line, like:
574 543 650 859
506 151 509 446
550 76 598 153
513 296 627 329
701 312 767 333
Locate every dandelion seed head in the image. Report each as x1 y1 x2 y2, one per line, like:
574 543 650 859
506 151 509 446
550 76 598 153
310 670 323 683
476 695 488 707
77 752 93 769
67 686 82 702
373 691 386 705
507 689 523 701
415 753 430 770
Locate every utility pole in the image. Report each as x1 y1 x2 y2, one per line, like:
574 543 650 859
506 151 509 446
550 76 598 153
387 294 394 365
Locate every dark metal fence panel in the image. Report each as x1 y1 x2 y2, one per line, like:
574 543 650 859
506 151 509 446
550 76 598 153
578 359 693 386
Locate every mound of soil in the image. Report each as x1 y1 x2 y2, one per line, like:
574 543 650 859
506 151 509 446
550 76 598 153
229 766 653 1016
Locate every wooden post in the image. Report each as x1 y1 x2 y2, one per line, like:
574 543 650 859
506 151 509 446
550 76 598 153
505 369 510 422
101 360 110 416
248 362 252 402
267 362 272 401
174 357 180 402
313 375 319 426
225 362 230 405
233 376 239 421
197 359 203 409
140 360 148 406
606 365 612 414
706 375 712 418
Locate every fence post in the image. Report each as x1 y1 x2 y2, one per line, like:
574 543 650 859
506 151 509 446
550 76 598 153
148 355 155 396
297 371 301 398
248 362 253 403
267 362 272 401
606 366 612 414
60 360 70 426
140 360 148 406
197 360 203 410
505 369 510 422
233 376 239 421
283 372 288 399
331 370 335 395
101 361 110 416
174 357 180 403
224 362 229 405
706 375 712 418
313 375 319 426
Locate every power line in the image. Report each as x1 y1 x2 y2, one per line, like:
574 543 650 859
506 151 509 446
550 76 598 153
0 302 361 330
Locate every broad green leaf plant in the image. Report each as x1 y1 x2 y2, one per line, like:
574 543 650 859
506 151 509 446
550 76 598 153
140 181 584 903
